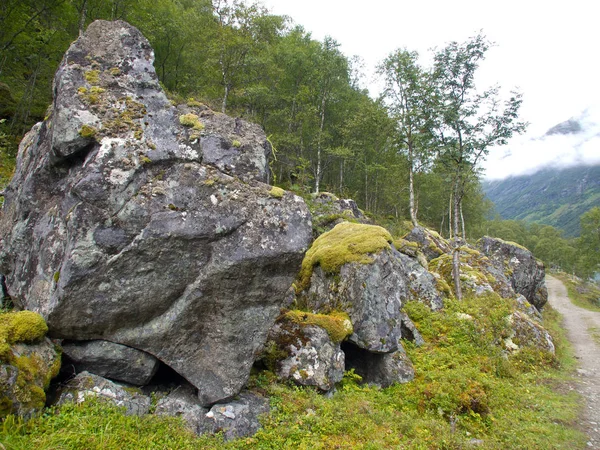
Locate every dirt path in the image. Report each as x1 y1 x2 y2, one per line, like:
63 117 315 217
546 275 600 448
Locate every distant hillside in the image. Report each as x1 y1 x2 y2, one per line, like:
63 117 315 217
483 164 600 237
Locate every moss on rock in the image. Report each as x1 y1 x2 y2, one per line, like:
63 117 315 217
284 310 353 343
0 311 48 356
179 113 204 130
296 222 392 292
269 186 285 199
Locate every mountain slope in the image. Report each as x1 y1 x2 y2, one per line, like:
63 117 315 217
483 164 600 236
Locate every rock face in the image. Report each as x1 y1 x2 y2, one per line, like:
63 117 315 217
478 237 548 310
198 392 270 441
57 371 151 415
61 340 159 385
265 320 345 391
403 227 452 262
0 20 312 406
308 192 371 237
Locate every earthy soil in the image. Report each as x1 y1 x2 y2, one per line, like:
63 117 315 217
546 275 600 449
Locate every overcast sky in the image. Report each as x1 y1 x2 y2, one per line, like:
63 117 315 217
262 0 600 179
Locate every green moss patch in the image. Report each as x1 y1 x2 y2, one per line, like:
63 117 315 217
269 186 285 199
0 311 48 357
179 113 204 130
296 222 392 292
284 310 353 343
78 125 97 140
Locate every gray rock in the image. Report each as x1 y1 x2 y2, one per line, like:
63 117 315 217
56 371 151 415
302 250 406 353
403 226 452 261
198 391 270 441
154 384 208 433
301 247 440 353
478 236 548 309
309 192 371 236
515 294 543 322
507 311 555 354
399 312 425 346
343 342 415 387
0 20 312 407
265 321 344 391
0 337 61 418
62 340 159 385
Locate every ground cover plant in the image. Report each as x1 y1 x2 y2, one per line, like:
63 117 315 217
0 291 586 449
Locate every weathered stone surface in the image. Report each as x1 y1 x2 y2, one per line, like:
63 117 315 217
266 321 344 391
62 339 159 385
154 384 208 433
342 342 415 387
403 226 452 262
0 20 312 406
302 247 441 353
429 247 515 299
308 192 371 236
478 236 548 310
198 391 270 441
515 294 543 322
0 337 61 418
506 311 555 354
56 371 151 415
303 250 405 353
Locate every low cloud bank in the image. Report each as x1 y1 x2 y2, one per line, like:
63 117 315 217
483 106 600 180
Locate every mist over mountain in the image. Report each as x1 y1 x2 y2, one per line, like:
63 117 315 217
483 164 600 237
484 106 600 180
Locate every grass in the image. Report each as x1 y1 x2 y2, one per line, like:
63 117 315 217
553 272 600 312
0 292 587 449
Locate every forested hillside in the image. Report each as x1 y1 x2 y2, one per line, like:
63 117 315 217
0 0 515 237
483 164 600 237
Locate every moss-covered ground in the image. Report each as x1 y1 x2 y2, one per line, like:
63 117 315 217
1 292 586 449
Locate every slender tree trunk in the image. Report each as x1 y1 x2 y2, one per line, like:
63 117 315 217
448 192 453 239
78 0 88 36
222 83 229 114
408 145 418 227
339 159 344 193
460 202 466 241
314 94 327 193
452 175 463 300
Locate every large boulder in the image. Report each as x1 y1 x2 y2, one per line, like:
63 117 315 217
0 20 312 406
264 314 348 391
61 339 160 385
308 192 371 237
56 371 151 416
478 237 548 310
0 311 61 418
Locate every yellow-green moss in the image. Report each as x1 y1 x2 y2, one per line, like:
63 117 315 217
284 310 353 343
179 113 204 130
84 70 100 85
78 125 98 139
269 186 285 199
108 67 121 76
296 222 392 292
186 99 203 107
232 139 242 148
0 311 48 354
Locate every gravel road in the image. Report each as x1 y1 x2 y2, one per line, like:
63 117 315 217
546 275 600 449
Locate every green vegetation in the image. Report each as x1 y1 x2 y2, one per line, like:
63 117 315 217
0 311 48 356
0 293 585 449
268 186 285 199
0 310 59 416
179 113 204 130
77 125 98 139
296 222 392 292
283 310 353 343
